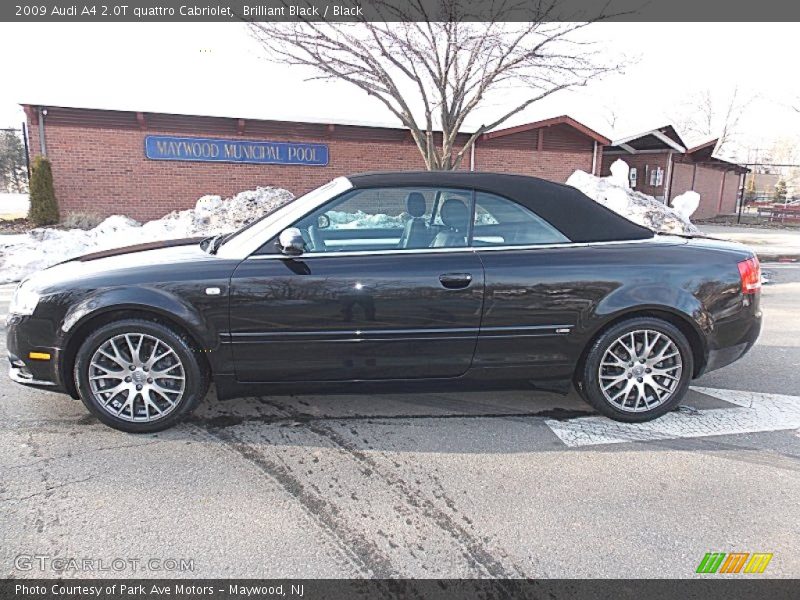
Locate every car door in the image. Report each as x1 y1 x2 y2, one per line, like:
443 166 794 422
228 186 485 382
470 191 601 381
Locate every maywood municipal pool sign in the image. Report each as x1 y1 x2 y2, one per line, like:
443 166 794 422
144 135 329 166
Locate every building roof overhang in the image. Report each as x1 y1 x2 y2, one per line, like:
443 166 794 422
481 115 610 145
20 104 611 147
607 125 687 154
678 138 750 173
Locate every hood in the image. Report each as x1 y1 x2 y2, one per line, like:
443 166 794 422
67 237 206 263
26 238 221 292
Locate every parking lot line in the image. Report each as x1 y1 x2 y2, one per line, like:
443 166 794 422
544 387 800 447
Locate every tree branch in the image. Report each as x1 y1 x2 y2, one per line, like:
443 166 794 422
249 2 622 170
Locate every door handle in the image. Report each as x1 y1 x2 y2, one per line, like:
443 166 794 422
439 273 473 289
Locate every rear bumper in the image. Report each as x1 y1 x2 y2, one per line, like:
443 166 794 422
6 314 67 394
699 298 762 376
704 340 758 374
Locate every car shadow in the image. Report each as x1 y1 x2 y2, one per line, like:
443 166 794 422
175 385 597 454
167 385 772 456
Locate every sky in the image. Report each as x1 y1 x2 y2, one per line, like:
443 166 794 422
1 22 798 161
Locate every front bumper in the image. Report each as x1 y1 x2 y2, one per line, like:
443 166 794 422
6 313 67 394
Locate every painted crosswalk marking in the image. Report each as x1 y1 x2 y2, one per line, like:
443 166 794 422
545 387 800 447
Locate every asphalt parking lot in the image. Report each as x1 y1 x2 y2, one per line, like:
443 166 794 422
1 265 799 579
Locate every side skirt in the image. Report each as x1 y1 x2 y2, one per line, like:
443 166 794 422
212 372 572 401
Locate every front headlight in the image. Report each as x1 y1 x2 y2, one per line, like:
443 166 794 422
9 281 41 316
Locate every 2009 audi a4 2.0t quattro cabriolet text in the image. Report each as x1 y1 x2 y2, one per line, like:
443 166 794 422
7 172 762 432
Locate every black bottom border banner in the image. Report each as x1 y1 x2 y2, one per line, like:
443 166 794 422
2 579 799 600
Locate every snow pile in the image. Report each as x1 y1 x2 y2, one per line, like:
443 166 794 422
0 187 294 283
566 159 700 235
671 191 700 220
327 209 407 229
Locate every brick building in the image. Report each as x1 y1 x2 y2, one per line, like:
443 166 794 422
601 126 748 220
22 105 608 222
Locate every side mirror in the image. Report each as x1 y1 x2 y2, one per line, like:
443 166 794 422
278 227 305 256
317 214 330 229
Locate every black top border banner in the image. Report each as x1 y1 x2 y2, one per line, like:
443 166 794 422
3 0 800 22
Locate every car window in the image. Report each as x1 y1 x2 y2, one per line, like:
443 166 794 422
266 186 473 254
471 192 569 246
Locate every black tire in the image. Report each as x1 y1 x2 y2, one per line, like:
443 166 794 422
578 317 694 422
74 319 209 433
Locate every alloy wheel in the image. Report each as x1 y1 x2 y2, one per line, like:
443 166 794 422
598 329 683 412
88 333 186 422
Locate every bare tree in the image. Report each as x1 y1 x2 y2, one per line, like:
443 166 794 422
670 87 753 157
601 103 620 132
249 1 622 170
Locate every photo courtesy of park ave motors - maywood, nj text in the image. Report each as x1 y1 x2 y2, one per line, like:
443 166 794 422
1 1 800 598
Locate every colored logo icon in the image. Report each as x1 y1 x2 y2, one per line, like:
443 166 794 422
696 552 773 574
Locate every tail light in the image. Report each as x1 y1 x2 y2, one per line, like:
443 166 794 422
737 256 761 294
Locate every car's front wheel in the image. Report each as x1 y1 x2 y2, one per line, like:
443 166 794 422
74 319 208 433
579 317 694 422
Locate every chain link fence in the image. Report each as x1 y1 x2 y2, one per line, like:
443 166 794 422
735 162 800 226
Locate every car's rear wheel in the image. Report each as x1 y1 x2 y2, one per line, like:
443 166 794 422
74 319 208 433
579 317 694 422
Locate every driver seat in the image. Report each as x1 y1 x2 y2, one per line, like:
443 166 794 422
430 198 469 248
398 192 429 249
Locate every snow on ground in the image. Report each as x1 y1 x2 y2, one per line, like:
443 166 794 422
0 187 293 284
566 159 699 235
0 193 30 218
328 209 407 229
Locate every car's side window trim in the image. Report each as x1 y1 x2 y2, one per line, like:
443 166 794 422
428 190 441 228
265 184 477 257
248 245 481 260
466 188 477 247
244 236 673 261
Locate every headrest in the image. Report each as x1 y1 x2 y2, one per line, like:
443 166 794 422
440 198 469 231
406 192 427 218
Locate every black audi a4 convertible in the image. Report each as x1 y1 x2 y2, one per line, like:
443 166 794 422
7 171 762 432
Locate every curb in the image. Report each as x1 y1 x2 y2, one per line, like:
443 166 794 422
756 253 800 263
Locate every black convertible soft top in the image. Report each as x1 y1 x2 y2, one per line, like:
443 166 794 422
348 171 654 243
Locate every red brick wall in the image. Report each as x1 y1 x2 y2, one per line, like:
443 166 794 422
476 124 596 181
719 171 741 215
27 121 429 221
693 167 726 219
669 163 695 203
606 156 743 219
668 161 738 219
601 152 671 200
26 109 598 221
